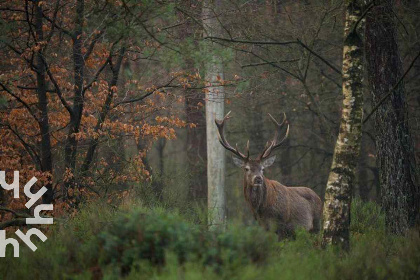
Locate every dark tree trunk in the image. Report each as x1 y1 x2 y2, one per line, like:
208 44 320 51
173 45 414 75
249 95 265 153
358 134 372 201
81 48 125 175
64 0 85 198
185 94 207 202
182 0 207 203
34 0 54 203
365 0 420 234
280 138 292 177
157 138 166 176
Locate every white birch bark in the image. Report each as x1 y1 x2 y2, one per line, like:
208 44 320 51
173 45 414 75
322 0 365 250
203 0 226 230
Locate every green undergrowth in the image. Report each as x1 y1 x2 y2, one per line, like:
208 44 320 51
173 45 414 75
1 199 419 280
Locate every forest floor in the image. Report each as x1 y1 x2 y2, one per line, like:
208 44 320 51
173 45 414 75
1 198 419 280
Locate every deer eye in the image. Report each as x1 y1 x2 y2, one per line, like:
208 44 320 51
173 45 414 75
245 166 250 171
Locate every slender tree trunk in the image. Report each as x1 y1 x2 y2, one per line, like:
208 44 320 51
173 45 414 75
365 0 420 234
249 95 265 152
185 94 207 202
322 0 365 250
64 0 85 198
157 138 166 176
81 47 125 174
34 0 54 203
203 0 226 230
181 0 208 203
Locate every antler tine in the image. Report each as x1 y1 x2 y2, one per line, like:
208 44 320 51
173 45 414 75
246 140 250 158
258 140 272 161
214 110 231 126
268 112 286 127
259 113 290 160
234 140 250 158
215 111 248 160
235 143 249 159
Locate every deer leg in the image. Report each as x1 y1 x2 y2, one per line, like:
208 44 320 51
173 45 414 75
257 218 271 231
276 223 295 241
310 217 321 234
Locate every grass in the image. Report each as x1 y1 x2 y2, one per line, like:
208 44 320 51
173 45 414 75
0 199 419 280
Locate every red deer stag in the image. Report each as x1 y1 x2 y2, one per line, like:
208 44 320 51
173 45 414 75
215 112 322 238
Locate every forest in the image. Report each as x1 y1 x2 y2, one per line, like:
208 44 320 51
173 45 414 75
0 0 419 279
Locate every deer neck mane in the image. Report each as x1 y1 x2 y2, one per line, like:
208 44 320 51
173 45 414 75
243 177 269 212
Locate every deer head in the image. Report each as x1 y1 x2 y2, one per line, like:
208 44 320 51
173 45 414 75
215 111 289 188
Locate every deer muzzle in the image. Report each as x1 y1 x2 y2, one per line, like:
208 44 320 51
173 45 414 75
253 176 263 187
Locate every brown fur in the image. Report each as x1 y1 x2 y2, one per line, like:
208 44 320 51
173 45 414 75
243 175 322 239
215 111 322 238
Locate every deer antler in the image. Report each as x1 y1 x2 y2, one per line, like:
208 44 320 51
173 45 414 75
215 111 250 160
258 113 289 160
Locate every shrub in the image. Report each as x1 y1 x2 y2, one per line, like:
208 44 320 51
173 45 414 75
203 223 276 273
0 200 117 279
350 198 385 234
98 207 275 275
388 231 420 279
1 199 419 280
99 207 202 274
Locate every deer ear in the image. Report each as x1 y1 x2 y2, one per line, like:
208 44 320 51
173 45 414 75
232 156 245 167
262 155 276 168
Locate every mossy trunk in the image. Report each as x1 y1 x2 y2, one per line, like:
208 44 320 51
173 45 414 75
322 0 365 250
365 0 420 234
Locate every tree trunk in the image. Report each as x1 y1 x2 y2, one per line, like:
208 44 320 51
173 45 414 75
185 94 207 202
249 95 265 153
157 138 166 176
34 0 54 203
357 134 371 201
182 0 207 204
203 0 226 230
81 47 125 175
64 0 85 198
365 0 420 234
322 0 365 250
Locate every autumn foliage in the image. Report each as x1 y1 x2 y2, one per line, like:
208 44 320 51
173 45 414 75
0 0 201 220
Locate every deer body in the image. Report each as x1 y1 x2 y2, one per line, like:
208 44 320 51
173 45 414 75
244 177 322 237
215 111 322 239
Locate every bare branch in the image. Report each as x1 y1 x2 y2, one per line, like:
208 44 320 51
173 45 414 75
204 36 297 45
0 218 27 230
296 39 341 75
0 82 38 121
0 206 31 218
82 55 111 94
42 57 74 116
1 123 42 169
363 49 420 124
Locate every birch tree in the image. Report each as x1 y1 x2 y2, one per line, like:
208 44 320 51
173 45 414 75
203 0 226 229
322 0 365 250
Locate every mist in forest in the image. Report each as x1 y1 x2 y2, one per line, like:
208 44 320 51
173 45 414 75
0 0 419 279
